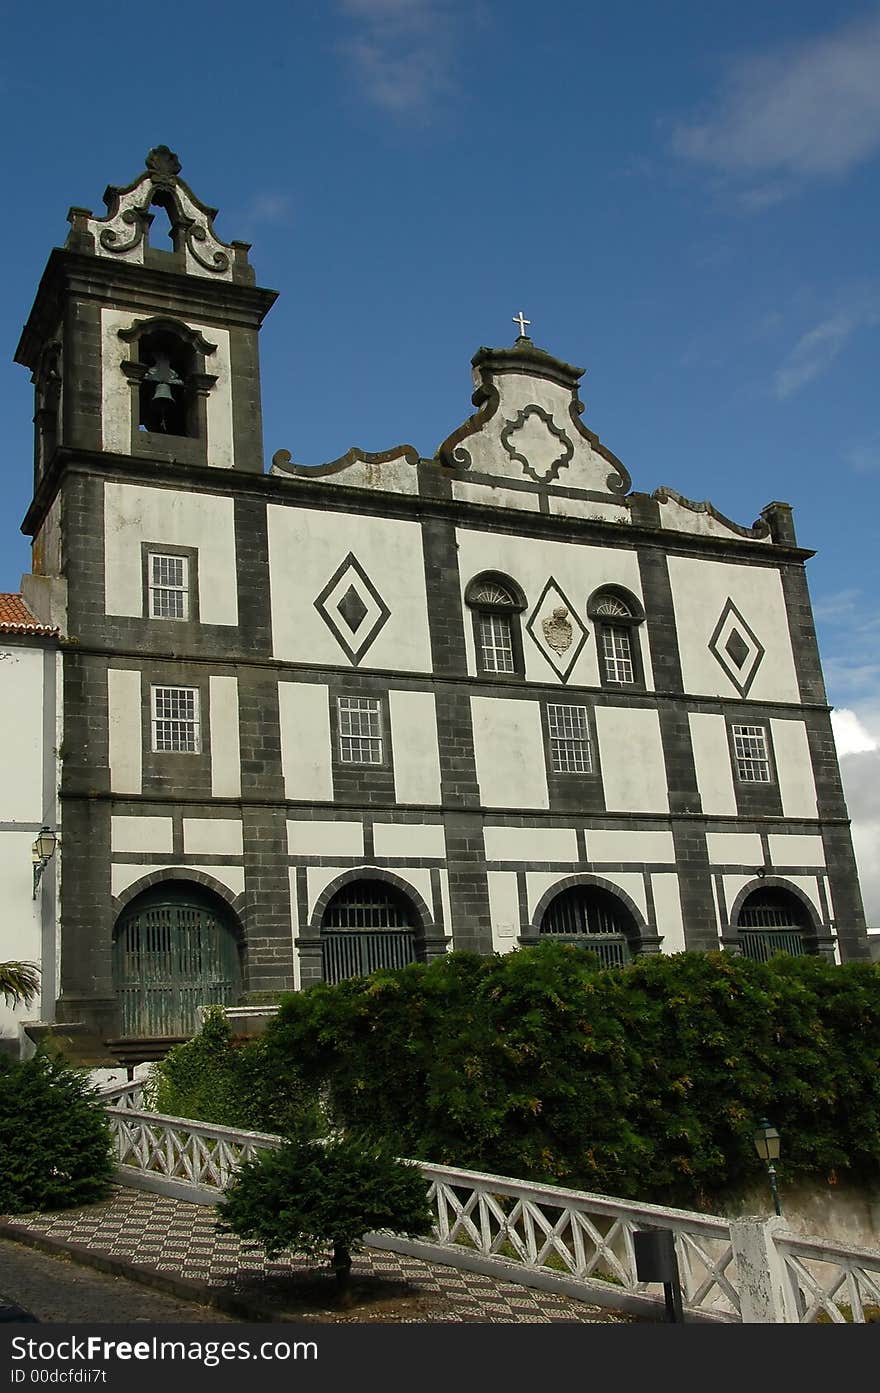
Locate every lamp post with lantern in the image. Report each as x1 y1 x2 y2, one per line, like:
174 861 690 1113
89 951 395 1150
753 1118 782 1216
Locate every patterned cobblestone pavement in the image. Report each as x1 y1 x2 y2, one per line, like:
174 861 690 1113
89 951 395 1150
1 1186 635 1323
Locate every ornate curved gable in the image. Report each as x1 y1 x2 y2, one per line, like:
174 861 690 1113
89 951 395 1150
66 146 249 285
435 336 632 522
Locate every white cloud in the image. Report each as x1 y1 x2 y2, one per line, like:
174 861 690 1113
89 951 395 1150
845 434 880 475
671 13 880 198
338 0 462 113
831 708 879 756
246 194 294 227
773 313 857 398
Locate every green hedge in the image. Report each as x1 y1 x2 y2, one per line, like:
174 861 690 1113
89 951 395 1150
148 1007 322 1138
0 1054 113 1213
259 945 880 1207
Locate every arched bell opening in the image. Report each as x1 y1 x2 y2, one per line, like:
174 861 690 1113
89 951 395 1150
112 880 243 1039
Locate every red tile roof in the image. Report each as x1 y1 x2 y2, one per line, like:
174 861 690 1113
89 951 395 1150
0 593 59 637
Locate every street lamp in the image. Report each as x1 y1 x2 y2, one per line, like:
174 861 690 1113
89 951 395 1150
32 827 57 899
753 1118 782 1216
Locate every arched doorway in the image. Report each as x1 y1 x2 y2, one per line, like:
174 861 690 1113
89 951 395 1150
320 879 421 984
735 887 813 962
539 883 639 967
113 882 242 1037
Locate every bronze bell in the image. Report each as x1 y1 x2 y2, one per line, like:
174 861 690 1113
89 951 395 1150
143 352 183 431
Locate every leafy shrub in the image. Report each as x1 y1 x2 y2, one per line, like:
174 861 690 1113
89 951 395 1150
218 1132 433 1302
0 1054 113 1212
260 944 880 1207
148 1007 321 1138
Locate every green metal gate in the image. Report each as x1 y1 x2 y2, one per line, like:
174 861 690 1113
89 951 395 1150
321 881 417 984
540 885 634 967
113 893 241 1037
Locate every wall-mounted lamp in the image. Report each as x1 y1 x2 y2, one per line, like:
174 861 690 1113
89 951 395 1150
32 827 57 899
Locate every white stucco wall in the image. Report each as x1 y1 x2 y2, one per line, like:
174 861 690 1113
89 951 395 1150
595 707 668 813
668 556 800 702
288 820 364 858
471 697 548 809
585 829 676 864
487 871 521 951
267 506 431 671
104 481 238 624
455 529 650 688
209 677 241 798
278 682 333 801
107 668 142 794
0 648 43 821
651 873 686 952
182 819 244 856
388 690 442 805
372 823 446 859
111 816 174 854
483 825 578 863
705 832 764 866
767 835 826 868
689 712 737 815
770 719 818 818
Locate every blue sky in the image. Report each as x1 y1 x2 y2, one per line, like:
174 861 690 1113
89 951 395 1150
1 1 878 919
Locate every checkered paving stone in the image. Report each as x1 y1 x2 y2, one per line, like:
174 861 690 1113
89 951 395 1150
3 1186 634 1323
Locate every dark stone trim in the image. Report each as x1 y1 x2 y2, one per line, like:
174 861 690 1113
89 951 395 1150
111 868 247 932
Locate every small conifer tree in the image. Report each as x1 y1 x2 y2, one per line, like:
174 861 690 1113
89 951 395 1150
218 1133 433 1304
0 1054 113 1212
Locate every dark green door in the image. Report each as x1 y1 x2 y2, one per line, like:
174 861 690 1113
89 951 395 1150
113 890 241 1037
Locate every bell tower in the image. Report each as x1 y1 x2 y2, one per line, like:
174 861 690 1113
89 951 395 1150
18 146 277 507
14 149 279 1041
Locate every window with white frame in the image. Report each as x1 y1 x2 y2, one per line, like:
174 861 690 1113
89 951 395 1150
151 686 200 752
600 625 634 684
587 589 644 688
547 704 592 773
732 724 771 782
148 553 189 620
479 611 515 673
338 696 383 764
465 574 525 677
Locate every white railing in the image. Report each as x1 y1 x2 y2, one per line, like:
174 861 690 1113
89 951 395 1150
101 1099 880 1323
776 1232 880 1323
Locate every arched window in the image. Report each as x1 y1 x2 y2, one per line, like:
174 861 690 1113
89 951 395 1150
587 586 646 688
736 888 813 961
539 884 639 967
321 879 422 983
465 572 526 677
112 882 242 1039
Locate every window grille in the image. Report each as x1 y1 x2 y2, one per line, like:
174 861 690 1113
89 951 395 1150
548 704 592 773
151 686 200 752
321 881 417 984
601 625 634 683
593 595 632 617
479 613 515 673
148 553 189 619
540 887 634 967
738 891 808 961
471 581 515 606
732 725 771 782
338 696 383 764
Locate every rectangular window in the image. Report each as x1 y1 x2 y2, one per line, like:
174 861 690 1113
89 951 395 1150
548 704 592 773
151 686 200 752
601 625 634 683
148 553 189 620
338 696 383 765
732 724 771 782
479 613 515 673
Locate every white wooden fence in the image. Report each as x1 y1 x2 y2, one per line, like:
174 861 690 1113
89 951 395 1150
101 1080 880 1323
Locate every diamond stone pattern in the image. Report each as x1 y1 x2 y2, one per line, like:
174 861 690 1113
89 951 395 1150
708 598 765 696
525 577 587 683
314 553 391 665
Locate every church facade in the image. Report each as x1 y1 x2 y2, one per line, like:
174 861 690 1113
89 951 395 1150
14 148 869 1056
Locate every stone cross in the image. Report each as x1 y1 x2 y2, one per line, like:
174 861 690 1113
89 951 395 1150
512 311 531 338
